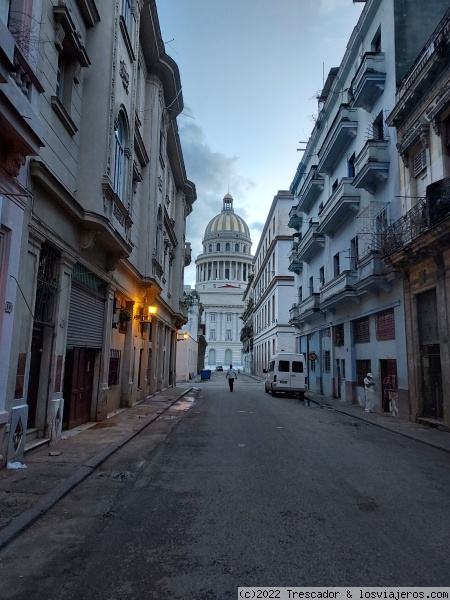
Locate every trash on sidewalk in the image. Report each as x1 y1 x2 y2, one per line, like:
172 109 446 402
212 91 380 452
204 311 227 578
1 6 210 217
49 451 61 456
7 461 27 469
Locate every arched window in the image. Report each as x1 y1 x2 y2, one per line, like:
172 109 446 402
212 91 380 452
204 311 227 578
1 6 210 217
209 244 212 253
114 112 128 200
225 243 230 251
235 243 239 252
216 243 220 251
243 246 246 254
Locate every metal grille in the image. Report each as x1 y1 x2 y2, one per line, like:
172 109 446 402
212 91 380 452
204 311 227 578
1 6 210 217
356 360 371 387
376 309 395 340
108 349 121 386
34 244 60 325
323 350 331 372
354 317 370 343
382 178 450 258
333 324 344 347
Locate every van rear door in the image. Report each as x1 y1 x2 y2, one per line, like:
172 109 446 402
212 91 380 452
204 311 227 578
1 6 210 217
291 357 305 390
277 359 291 391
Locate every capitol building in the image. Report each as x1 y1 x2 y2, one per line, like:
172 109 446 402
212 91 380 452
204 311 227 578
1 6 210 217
195 194 253 370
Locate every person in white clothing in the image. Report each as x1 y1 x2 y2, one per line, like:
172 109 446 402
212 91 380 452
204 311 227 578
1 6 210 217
226 365 237 392
364 372 375 412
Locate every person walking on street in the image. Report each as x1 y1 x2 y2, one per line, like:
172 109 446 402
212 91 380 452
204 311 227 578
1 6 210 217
226 365 237 392
364 372 375 412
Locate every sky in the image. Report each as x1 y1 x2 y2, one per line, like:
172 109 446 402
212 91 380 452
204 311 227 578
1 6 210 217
155 0 365 287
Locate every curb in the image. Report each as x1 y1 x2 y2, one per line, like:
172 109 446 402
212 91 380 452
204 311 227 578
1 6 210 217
0 388 193 551
305 395 450 455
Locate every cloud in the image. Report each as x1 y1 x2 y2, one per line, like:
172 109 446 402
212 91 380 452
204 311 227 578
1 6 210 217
179 119 255 286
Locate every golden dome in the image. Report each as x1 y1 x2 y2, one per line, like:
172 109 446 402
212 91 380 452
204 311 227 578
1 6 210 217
203 194 251 241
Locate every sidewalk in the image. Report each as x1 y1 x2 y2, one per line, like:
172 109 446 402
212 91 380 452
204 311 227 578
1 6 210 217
0 386 193 551
305 389 450 454
246 373 450 454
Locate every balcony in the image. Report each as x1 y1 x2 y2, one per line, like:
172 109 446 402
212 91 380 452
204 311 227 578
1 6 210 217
354 251 393 295
353 139 390 194
289 303 301 323
317 178 360 236
381 178 450 265
351 52 386 112
317 105 358 175
288 207 303 231
288 247 303 274
296 166 325 214
320 270 358 313
297 222 325 263
298 293 321 323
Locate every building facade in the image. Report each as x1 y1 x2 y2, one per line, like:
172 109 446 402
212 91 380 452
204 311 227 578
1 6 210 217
1 0 195 467
288 0 449 417
195 194 253 370
383 7 450 428
250 190 297 375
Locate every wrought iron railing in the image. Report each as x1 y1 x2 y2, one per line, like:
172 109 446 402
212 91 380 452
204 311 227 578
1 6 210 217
381 178 450 258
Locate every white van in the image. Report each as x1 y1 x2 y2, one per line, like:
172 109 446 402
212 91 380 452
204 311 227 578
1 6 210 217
264 353 307 400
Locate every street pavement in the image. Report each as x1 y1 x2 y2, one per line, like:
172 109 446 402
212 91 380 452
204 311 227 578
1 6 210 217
0 372 449 553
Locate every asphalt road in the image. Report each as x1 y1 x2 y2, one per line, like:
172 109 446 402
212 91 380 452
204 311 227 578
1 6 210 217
1 374 449 599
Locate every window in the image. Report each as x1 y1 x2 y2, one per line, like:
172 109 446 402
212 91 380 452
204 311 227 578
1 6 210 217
413 148 427 177
373 111 384 140
108 350 121 386
225 243 230 251
376 309 395 340
226 313 232 321
356 359 371 387
319 266 325 288
34 244 61 325
209 244 212 253
354 317 370 343
225 330 232 341
372 26 381 53
243 246 246 253
348 153 356 178
278 361 289 372
216 243 220 251
298 286 303 302
121 0 131 31
235 243 239 252
292 361 303 373
333 252 340 277
114 113 128 199
323 350 331 373
333 324 344 347
309 276 314 295
350 236 358 270
210 313 216 321
210 329 216 341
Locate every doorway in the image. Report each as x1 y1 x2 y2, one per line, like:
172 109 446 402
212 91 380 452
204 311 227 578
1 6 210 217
63 347 96 429
380 359 397 413
27 326 44 428
421 344 443 419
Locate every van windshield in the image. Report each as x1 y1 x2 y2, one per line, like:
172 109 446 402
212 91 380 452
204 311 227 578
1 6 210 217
278 360 289 372
292 361 303 373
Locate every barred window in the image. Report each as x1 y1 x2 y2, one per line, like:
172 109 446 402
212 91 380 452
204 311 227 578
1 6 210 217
323 350 331 373
356 360 371 387
333 324 344 347
108 349 121 386
354 317 370 343
322 327 331 338
376 309 395 340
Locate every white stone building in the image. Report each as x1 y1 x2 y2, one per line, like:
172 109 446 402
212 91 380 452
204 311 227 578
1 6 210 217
195 194 253 370
0 0 195 467
251 191 298 375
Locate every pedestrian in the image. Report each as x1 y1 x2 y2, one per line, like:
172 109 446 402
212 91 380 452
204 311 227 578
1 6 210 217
226 364 237 392
364 372 375 412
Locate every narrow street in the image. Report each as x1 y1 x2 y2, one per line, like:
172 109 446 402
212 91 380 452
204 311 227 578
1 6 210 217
0 374 449 599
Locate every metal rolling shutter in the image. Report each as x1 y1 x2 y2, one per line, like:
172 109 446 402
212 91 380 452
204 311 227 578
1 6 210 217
67 283 105 348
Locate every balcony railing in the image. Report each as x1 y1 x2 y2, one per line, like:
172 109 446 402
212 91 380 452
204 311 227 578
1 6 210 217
353 139 390 194
320 270 358 306
381 178 450 260
317 105 358 175
317 178 360 236
351 52 386 112
296 165 325 214
288 207 303 230
297 222 325 263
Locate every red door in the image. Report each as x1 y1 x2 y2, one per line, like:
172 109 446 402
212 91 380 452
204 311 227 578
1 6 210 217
64 348 95 429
